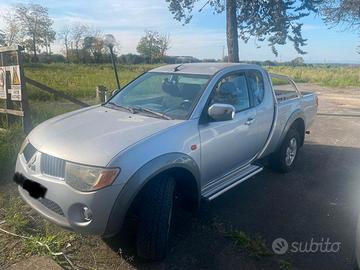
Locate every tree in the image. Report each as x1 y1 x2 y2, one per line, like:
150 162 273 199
137 30 160 64
83 36 97 54
226 0 239 62
166 0 322 62
322 0 360 29
321 0 360 53
58 25 71 60
0 30 5 46
44 29 56 54
71 23 89 61
83 31 105 63
1 9 23 46
15 3 54 61
137 31 171 63
92 36 105 62
118 53 145 65
159 33 171 59
290 56 305 66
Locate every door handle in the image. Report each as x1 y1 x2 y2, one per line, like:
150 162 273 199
245 118 255 125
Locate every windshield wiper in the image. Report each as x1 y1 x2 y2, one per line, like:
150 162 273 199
131 106 172 120
106 103 171 120
107 102 134 113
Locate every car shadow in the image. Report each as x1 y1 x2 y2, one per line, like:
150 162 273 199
103 143 360 270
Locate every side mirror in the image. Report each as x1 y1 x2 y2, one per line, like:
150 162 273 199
112 89 120 96
208 103 235 122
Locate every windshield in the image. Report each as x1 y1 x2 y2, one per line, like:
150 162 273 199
107 72 210 120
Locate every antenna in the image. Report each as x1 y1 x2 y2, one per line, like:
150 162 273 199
174 64 184 72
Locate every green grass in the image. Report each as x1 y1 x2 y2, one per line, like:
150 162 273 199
25 63 159 101
267 66 360 88
278 259 294 270
0 123 25 177
230 230 272 258
24 64 360 102
0 194 76 268
2 196 29 233
23 229 75 260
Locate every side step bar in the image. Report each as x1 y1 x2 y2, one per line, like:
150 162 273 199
202 165 263 201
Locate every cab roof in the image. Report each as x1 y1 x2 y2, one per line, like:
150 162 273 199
149 63 258 76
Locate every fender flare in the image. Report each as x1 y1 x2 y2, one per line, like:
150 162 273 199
276 109 305 151
103 152 200 237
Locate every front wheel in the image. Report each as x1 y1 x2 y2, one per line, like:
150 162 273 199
270 128 300 173
136 175 175 261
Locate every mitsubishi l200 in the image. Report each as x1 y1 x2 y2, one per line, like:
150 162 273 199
15 63 318 260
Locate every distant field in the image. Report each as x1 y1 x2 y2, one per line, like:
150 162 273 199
25 63 158 100
267 66 360 88
24 64 360 101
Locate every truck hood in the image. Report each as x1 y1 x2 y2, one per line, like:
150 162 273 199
28 105 183 166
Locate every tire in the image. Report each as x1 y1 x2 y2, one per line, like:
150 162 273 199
136 174 175 261
270 128 300 173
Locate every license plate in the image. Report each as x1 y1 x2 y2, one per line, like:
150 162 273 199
14 173 47 199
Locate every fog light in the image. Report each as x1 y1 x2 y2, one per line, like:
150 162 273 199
82 206 93 221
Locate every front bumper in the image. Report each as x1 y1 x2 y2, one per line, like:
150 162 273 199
16 153 124 235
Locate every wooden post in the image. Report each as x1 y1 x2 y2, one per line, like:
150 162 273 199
18 48 31 133
96 85 108 103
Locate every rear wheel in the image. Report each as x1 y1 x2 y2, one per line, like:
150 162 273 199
270 128 300 173
136 174 175 261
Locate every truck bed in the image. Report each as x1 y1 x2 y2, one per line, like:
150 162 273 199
259 74 318 158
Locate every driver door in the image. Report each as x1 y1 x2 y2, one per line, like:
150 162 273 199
199 72 259 186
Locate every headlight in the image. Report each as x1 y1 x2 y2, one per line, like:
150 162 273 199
65 162 120 192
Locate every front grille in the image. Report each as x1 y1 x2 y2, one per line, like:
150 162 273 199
41 153 65 179
39 198 64 216
23 143 37 163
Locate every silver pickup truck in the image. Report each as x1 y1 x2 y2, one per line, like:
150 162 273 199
15 63 317 260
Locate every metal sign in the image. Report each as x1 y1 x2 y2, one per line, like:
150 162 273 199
0 45 31 133
0 48 22 101
8 65 22 101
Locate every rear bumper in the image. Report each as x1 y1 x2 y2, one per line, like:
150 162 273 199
16 154 125 235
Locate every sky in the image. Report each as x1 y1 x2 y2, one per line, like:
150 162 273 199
0 0 359 63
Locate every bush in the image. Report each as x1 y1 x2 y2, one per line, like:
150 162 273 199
118 54 145 65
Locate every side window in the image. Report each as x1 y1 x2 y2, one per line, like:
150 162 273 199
247 71 265 106
210 73 250 112
271 75 300 102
